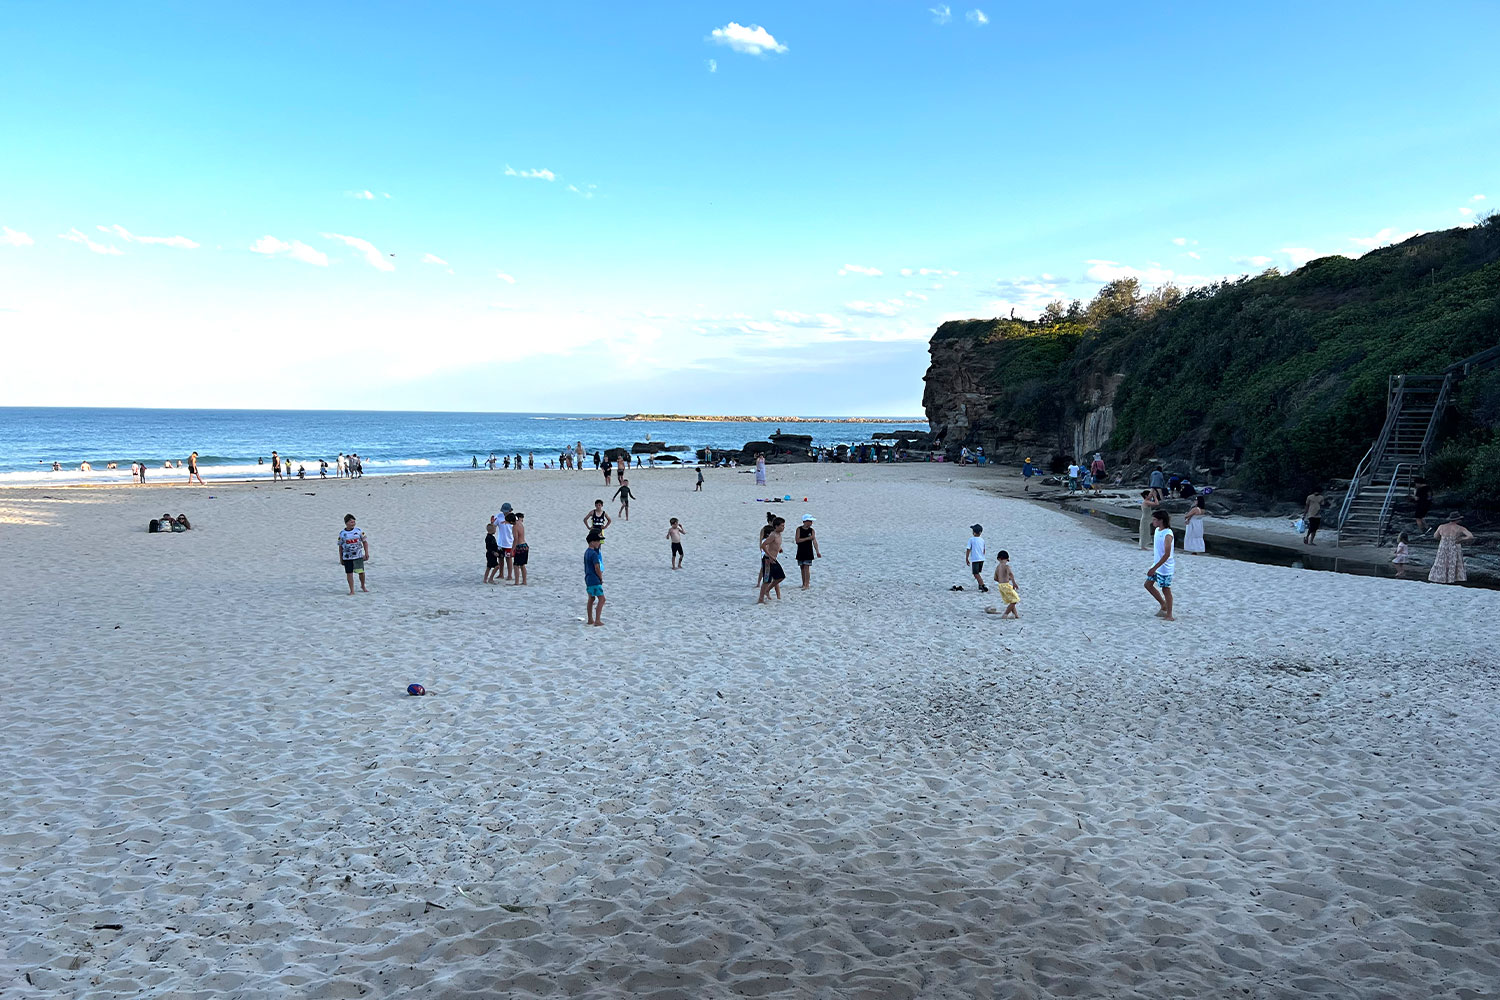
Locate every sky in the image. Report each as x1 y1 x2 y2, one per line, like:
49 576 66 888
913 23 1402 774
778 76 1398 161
1 1 1497 415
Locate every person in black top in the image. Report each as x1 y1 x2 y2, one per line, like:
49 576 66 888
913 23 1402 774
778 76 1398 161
613 479 635 521
584 499 612 533
1412 476 1433 535
484 523 501 584
794 516 821 590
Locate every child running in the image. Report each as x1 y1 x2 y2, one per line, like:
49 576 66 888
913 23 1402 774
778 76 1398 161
965 524 989 592
613 478 635 521
992 550 1020 617
667 517 686 569
337 513 369 594
484 522 500 584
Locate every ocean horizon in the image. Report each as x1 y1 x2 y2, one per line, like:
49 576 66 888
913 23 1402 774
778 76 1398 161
0 407 929 485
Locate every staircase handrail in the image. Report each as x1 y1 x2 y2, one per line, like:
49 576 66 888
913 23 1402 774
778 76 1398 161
1373 462 1417 547
1442 342 1500 377
1336 446 1374 534
1419 373 1454 461
1367 376 1406 480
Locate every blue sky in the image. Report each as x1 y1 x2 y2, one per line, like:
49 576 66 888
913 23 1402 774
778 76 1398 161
2 1 1496 414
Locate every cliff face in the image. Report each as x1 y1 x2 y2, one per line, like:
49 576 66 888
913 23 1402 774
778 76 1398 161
921 223 1500 493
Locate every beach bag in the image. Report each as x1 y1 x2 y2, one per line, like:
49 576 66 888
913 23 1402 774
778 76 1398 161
148 519 160 533
1293 518 1307 534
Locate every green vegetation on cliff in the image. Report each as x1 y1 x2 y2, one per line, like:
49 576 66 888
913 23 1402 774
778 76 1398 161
932 220 1500 499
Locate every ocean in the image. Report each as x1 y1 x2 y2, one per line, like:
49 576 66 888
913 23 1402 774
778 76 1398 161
0 408 929 485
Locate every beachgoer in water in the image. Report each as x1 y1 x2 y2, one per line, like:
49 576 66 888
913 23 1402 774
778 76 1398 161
337 514 369 594
584 529 606 625
1427 513 1474 584
1302 489 1325 545
794 516 820 589
667 517 686 569
1145 509 1175 620
966 524 988 592
1182 496 1207 554
992 550 1020 617
585 499 612 534
758 517 786 604
1138 490 1160 549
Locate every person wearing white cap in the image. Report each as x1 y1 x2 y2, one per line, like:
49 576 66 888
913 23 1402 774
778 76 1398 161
794 516 821 589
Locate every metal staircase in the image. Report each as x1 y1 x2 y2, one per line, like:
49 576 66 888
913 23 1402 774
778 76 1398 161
1336 374 1450 546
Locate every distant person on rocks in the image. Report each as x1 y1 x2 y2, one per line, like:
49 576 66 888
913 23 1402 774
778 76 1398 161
337 514 370 594
1091 452 1106 482
1067 462 1080 492
187 451 205 485
966 524 989 592
510 512 529 586
1149 466 1166 502
1412 476 1433 535
794 516 820 589
992 550 1020 617
584 529 606 625
272 451 283 481
1428 513 1473 584
1302 489 1326 545
484 522 501 584
1144 509 1175 621
667 517 686 569
614 478 635 521
585 499 612 534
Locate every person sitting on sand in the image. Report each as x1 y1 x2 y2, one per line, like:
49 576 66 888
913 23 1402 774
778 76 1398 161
175 513 191 531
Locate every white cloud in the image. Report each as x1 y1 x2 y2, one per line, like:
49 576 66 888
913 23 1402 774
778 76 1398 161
97 224 199 248
1278 248 1321 268
347 190 375 200
966 9 988 25
322 232 395 271
901 266 958 277
708 22 787 55
845 299 902 317
930 5 952 24
1086 259 1221 288
567 183 598 199
1185 250 1201 260
740 320 781 334
905 291 928 300
706 58 718 73
838 263 882 277
496 271 516 284
59 228 123 255
1459 207 1474 217
2 226 34 247
250 235 328 266
504 165 557 182
772 310 843 329
1473 194 1486 201
1346 227 1419 250
1233 255 1275 269
421 253 452 274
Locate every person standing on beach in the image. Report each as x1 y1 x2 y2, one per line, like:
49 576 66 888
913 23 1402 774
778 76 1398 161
484 522 501 584
603 459 613 486
272 451 282 481
794 516 820 589
992 551 1020 617
337 514 370 594
493 503 515 580
965 524 988 592
186 451 205 486
667 517 686 569
1138 490 1160 549
1022 457 1035 491
584 529 606 625
757 517 786 604
584 499 612 534
616 456 628 483
510 512 529 585
1182 496 1208 554
1144 509 1175 620
614 478 635 521
1428 512 1474 584
695 466 704 491
1149 466 1166 502
1302 489 1325 545
755 454 767 486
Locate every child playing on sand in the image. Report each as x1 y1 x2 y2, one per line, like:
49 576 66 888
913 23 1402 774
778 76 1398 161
337 514 369 594
757 517 786 604
992 550 1020 617
614 478 635 521
965 524 989 592
584 529 605 625
1392 532 1410 578
667 518 686 569
1145 509 1175 620
510 512 529 585
484 522 500 584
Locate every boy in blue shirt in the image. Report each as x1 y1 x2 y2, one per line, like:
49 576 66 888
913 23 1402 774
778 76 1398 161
584 529 606 625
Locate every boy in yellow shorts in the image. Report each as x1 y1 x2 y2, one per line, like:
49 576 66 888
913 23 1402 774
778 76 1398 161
992 550 1020 617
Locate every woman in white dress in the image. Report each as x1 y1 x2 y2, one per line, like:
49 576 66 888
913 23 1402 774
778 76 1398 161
755 454 767 486
1182 496 1208 554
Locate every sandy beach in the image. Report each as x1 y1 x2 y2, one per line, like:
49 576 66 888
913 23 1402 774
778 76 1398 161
2 463 1497 999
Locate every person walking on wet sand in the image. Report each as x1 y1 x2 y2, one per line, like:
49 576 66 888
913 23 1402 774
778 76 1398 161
1302 488 1326 545
584 529 606 625
186 451 205 486
613 478 635 521
1144 509 1175 620
337 514 370 594
272 451 283 481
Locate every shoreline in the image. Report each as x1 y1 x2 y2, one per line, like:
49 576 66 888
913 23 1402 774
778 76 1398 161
604 414 926 423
